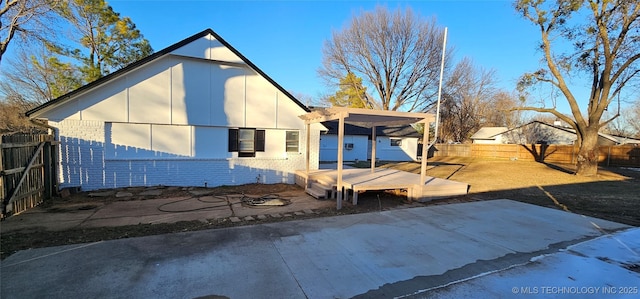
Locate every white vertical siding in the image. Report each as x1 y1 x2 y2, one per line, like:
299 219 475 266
223 73 247 127
80 78 128 122
109 123 152 153
151 125 191 157
171 59 212 125
277 90 306 129
128 64 172 124
170 35 245 63
245 73 277 128
37 32 323 191
42 56 302 131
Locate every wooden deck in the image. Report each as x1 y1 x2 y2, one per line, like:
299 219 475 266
295 168 468 206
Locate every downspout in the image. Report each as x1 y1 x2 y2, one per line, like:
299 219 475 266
29 118 57 138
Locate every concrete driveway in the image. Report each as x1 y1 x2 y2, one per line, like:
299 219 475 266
1 199 638 299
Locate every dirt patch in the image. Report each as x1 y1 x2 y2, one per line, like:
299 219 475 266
2 158 639 260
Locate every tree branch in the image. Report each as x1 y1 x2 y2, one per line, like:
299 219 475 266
512 106 576 129
599 112 620 129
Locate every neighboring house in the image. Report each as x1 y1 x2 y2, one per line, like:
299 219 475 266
470 127 508 144
500 121 577 145
26 29 325 191
598 132 640 145
319 120 422 162
473 121 640 145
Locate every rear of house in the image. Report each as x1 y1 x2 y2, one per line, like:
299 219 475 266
26 29 324 191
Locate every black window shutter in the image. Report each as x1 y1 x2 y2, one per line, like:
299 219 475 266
228 129 238 152
255 130 265 152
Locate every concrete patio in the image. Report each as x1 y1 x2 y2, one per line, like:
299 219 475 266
0 189 337 233
2 199 637 299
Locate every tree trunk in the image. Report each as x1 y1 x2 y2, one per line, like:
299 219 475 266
575 127 599 176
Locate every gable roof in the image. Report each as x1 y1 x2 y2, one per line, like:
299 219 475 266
477 121 640 144
498 121 575 136
26 28 309 117
470 127 508 140
321 120 421 138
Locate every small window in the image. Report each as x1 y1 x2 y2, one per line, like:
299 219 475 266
390 138 402 146
229 128 265 157
286 131 299 152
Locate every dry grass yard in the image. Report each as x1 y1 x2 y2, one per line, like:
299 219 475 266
382 157 640 226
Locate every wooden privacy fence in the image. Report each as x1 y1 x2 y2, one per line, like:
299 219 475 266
0 134 57 217
433 143 640 167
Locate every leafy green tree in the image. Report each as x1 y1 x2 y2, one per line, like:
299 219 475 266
52 0 152 83
515 0 640 176
326 73 370 108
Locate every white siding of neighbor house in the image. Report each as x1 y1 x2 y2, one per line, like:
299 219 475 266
372 136 419 161
319 135 419 162
319 135 369 162
39 33 322 191
473 137 502 144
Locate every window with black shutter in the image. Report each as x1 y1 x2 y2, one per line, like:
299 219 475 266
228 128 265 157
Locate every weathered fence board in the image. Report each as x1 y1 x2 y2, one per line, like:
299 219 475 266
1 134 57 217
433 143 640 167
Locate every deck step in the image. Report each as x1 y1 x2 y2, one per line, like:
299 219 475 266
306 182 333 199
306 187 328 199
314 176 336 187
311 182 331 190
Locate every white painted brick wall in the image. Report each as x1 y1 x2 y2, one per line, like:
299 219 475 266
53 120 322 191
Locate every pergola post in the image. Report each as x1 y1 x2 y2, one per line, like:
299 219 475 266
298 107 436 210
336 115 345 210
370 126 376 173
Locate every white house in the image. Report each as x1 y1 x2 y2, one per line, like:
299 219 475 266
472 121 640 145
469 127 508 144
319 121 422 162
26 29 325 191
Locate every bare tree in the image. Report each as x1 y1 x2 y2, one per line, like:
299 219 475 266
0 0 59 64
319 6 450 112
602 110 632 136
625 99 640 137
484 91 522 128
515 0 640 176
0 91 39 133
289 91 324 108
1 44 80 104
438 58 498 143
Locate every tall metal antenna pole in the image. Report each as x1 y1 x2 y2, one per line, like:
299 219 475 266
432 27 448 148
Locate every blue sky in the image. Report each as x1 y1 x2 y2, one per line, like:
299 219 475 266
107 0 549 106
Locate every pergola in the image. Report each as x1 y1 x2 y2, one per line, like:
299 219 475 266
299 107 436 209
